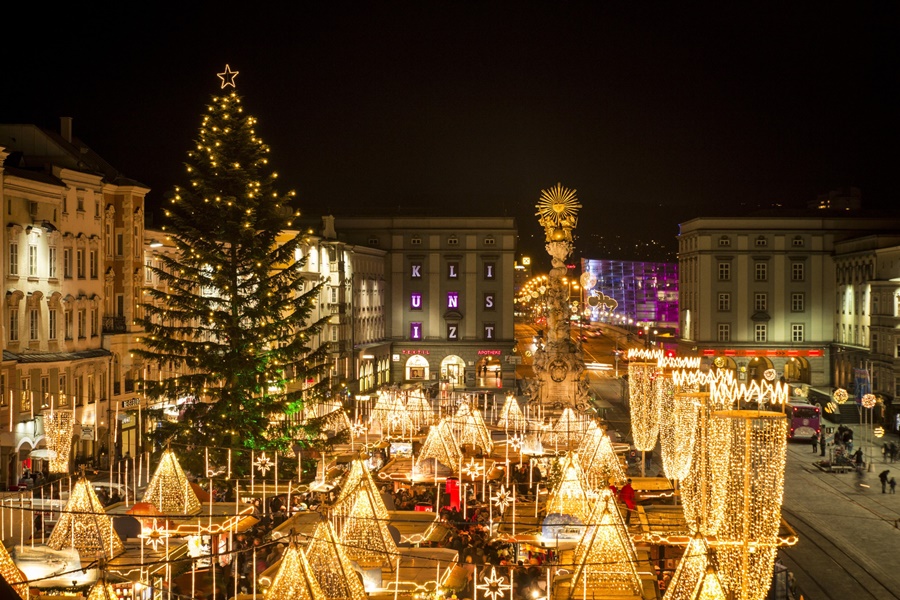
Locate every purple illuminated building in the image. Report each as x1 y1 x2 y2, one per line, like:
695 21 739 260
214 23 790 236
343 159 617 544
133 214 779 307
581 259 679 332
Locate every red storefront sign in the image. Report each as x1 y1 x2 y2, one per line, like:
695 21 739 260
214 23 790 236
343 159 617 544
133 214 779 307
703 348 825 358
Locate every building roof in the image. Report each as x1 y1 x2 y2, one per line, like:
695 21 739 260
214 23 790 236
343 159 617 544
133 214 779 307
3 348 112 363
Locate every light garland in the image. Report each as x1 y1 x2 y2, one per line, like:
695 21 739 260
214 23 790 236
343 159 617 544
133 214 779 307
709 379 789 411
415 419 462 473
662 534 725 600
331 459 389 521
266 537 326 600
681 393 727 536
497 394 526 431
142 448 202 515
545 452 592 524
626 348 664 361
42 409 75 473
659 389 700 481
339 480 399 569
710 410 788 600
305 520 368 600
47 476 124 558
628 362 661 450
0 540 27 598
569 488 642 594
657 356 702 370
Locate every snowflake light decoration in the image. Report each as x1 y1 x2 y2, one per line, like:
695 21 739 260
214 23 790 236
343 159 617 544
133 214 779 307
140 519 170 551
254 452 273 476
491 485 513 512
763 368 777 381
476 566 510 600
507 433 523 452
463 458 485 481
351 422 367 437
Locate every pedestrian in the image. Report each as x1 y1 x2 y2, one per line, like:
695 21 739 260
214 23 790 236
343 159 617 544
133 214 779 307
811 434 818 454
890 477 897 494
819 431 826 457
890 442 898 463
853 448 864 470
879 469 890 493
618 478 636 524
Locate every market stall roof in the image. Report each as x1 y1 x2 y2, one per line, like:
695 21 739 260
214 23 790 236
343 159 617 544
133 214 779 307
107 502 258 537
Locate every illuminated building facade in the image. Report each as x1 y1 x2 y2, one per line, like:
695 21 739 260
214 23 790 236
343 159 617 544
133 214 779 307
581 258 679 330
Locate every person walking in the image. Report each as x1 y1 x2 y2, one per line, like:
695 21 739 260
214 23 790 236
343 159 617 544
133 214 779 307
618 478 636 525
890 442 898 463
811 434 818 454
878 469 890 493
890 477 897 494
819 431 826 457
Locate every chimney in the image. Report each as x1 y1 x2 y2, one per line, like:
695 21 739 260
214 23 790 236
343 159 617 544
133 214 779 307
60 117 73 143
322 215 337 239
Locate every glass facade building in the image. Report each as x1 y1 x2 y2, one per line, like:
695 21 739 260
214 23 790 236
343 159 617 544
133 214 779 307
581 259 679 330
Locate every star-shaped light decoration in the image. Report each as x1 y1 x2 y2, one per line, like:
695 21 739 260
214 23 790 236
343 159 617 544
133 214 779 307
350 421 367 438
507 433 523 452
491 485 513 512
463 458 485 481
476 567 510 600
217 64 239 88
140 519 170 551
254 452 273 476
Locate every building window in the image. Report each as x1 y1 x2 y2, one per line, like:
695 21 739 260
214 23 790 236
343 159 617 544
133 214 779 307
483 322 495 340
76 249 85 278
78 309 86 339
91 308 98 336
484 236 495 246
8 310 18 342
791 324 805 343
48 309 57 340
448 261 459 279
65 310 73 339
484 293 495 310
792 236 804 247
484 262 495 280
447 323 459 340
8 242 18 276
791 293 805 312
755 236 767 247
410 292 422 310
755 262 767 281
718 262 730 281
64 248 72 278
20 381 31 412
410 322 422 340
329 286 338 304
90 250 98 279
368 237 379 246
331 325 338 342
77 195 84 211
755 323 767 343
791 262 805 281
116 233 124 256
28 243 38 277
411 236 422 246
755 293 767 312
717 323 730 342
0 374 6 407
718 236 731 247
29 309 38 340
145 259 153 283
447 292 459 309
49 247 57 278
717 293 731 311
410 262 422 279
448 236 459 246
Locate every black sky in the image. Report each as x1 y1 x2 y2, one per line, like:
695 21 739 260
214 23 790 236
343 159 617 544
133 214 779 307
3 2 898 267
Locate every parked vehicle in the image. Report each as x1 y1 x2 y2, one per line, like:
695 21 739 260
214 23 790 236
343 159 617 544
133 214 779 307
788 397 821 440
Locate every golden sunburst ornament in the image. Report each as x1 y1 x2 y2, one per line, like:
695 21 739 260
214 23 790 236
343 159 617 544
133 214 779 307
536 183 581 229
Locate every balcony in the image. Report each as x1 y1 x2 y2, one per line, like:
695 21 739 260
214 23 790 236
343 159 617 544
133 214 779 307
103 316 127 333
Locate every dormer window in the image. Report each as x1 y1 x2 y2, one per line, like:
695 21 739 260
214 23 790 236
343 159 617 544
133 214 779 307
448 236 459 246
484 236 495 246
792 236 804 247
755 236 767 247
368 237 379 246
718 236 730 247
411 236 422 246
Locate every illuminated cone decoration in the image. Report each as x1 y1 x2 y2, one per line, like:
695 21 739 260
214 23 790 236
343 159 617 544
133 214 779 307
267 538 326 600
710 410 788 600
0 540 27 599
305 520 368 600
658 386 700 481
48 476 124 557
416 418 462 473
86 580 119 600
680 393 728 536
497 395 526 431
331 459 389 521
662 534 725 600
578 425 627 488
542 407 586 448
569 488 642 595
339 478 398 569
405 390 435 430
545 452 592 524
453 403 493 454
43 409 75 473
628 361 660 451
142 447 201 514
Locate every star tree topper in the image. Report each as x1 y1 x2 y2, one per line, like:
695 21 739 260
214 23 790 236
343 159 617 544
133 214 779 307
217 64 239 88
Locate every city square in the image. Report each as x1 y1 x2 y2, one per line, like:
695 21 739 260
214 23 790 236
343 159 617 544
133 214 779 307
2 4 899 599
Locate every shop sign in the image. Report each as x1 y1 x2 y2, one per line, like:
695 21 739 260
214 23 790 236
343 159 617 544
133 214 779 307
122 397 141 409
478 350 502 355
81 427 95 441
402 349 430 355
703 348 824 358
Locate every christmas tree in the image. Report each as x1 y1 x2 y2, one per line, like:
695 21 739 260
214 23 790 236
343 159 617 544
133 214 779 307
136 66 331 474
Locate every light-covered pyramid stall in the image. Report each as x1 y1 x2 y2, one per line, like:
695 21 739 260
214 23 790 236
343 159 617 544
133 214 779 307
339 482 398 570
415 419 462 474
142 447 201 515
451 403 493 455
331 459 389 521
568 488 643 596
86 579 119 600
47 475 124 558
542 407 587 448
662 534 726 600
577 424 627 489
305 520 368 600
497 394 526 431
267 538 326 600
0 540 27 599
369 391 414 436
405 389 435 430
544 452 592 524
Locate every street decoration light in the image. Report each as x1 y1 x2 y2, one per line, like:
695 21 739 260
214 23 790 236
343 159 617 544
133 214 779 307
48 474 124 558
266 536 327 600
340 481 399 570
142 447 202 515
331 459 390 521
305 520 368 600
662 534 726 600
42 409 74 473
497 394 526 431
0 539 27 599
415 419 462 474
545 452 592 524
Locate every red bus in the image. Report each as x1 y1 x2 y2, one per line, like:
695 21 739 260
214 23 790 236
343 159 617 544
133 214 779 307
787 398 821 440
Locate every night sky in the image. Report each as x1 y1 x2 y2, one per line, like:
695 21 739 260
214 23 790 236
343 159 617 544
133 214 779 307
3 3 898 268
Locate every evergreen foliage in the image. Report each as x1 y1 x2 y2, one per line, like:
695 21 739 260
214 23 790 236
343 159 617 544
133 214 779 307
135 85 331 475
